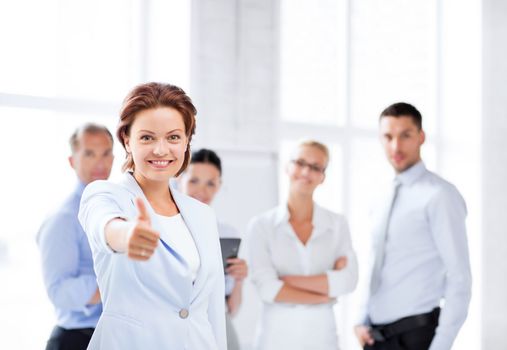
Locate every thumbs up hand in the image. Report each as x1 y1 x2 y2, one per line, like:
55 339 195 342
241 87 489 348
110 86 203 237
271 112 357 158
127 198 160 261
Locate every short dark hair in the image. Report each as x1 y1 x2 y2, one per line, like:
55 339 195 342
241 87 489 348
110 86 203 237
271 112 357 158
69 123 113 154
380 102 423 130
190 149 222 176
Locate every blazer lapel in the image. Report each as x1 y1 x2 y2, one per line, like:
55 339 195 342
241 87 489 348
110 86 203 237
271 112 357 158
119 172 188 266
119 173 211 301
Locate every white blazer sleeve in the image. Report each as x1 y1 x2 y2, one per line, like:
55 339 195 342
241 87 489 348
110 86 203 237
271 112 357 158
78 181 128 254
206 211 227 350
326 216 359 298
208 267 227 350
246 217 284 303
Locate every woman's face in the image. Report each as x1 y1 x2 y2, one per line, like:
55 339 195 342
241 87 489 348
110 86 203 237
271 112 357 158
125 107 188 183
287 145 327 196
179 163 221 205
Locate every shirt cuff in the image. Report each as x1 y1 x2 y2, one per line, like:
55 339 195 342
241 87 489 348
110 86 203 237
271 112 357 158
79 274 100 315
354 299 371 326
224 275 235 296
98 214 127 254
326 270 339 298
258 279 284 303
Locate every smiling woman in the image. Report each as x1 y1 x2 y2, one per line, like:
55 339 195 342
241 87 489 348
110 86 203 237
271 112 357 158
77 82 226 350
247 140 358 350
117 84 196 175
124 107 188 182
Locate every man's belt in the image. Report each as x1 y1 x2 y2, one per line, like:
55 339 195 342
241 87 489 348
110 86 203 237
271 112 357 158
370 307 440 342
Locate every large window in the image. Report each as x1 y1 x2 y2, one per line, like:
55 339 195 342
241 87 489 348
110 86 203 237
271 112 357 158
0 1 190 348
0 1 482 349
278 0 481 349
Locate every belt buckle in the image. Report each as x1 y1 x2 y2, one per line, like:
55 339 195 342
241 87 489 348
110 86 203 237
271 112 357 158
370 328 386 342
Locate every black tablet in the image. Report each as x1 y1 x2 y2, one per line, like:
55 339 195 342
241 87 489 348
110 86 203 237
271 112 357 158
219 238 241 269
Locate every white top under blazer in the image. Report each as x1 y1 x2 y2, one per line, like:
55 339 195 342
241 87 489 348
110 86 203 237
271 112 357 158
154 213 201 281
78 172 226 350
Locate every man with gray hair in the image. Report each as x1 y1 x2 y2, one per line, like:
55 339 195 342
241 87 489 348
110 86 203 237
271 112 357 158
37 123 114 350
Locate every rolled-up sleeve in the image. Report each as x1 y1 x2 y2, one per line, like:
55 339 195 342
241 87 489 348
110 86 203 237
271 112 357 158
246 218 284 303
326 217 359 298
427 186 472 350
37 213 97 312
78 181 127 254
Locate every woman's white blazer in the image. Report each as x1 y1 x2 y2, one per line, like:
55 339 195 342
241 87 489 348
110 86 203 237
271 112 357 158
78 172 226 350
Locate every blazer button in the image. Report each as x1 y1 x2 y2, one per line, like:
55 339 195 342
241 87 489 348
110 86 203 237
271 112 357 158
179 308 189 319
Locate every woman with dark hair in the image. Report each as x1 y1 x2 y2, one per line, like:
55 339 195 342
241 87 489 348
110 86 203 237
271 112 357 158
178 148 248 350
78 83 226 350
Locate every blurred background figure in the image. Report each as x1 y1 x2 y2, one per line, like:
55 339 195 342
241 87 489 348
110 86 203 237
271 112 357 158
246 140 358 350
36 123 114 350
178 148 248 350
354 103 471 350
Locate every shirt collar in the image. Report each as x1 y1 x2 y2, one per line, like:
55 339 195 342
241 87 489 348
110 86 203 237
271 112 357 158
273 203 334 233
395 160 427 186
120 171 145 198
119 171 178 200
74 180 86 197
274 205 290 227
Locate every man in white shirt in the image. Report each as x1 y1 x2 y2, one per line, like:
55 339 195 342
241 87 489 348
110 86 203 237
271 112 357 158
354 102 472 350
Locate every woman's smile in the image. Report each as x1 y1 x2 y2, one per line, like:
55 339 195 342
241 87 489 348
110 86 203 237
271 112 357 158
147 159 175 169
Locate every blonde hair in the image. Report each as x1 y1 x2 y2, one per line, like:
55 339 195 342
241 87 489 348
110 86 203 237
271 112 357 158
297 140 330 165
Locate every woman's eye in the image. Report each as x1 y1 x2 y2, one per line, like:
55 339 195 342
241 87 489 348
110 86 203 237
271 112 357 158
207 182 216 188
140 135 152 141
168 135 181 141
189 178 199 184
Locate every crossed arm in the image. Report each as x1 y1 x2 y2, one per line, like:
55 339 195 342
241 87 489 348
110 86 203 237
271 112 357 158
275 257 348 304
38 213 101 309
248 217 358 305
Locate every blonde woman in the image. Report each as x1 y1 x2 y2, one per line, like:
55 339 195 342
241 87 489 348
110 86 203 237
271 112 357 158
247 140 358 350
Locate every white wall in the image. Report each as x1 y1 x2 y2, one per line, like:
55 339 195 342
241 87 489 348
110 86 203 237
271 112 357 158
190 1 280 348
482 0 507 348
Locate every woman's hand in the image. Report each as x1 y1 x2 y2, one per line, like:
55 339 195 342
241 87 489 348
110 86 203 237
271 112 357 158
334 256 348 270
127 198 160 261
225 258 248 282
